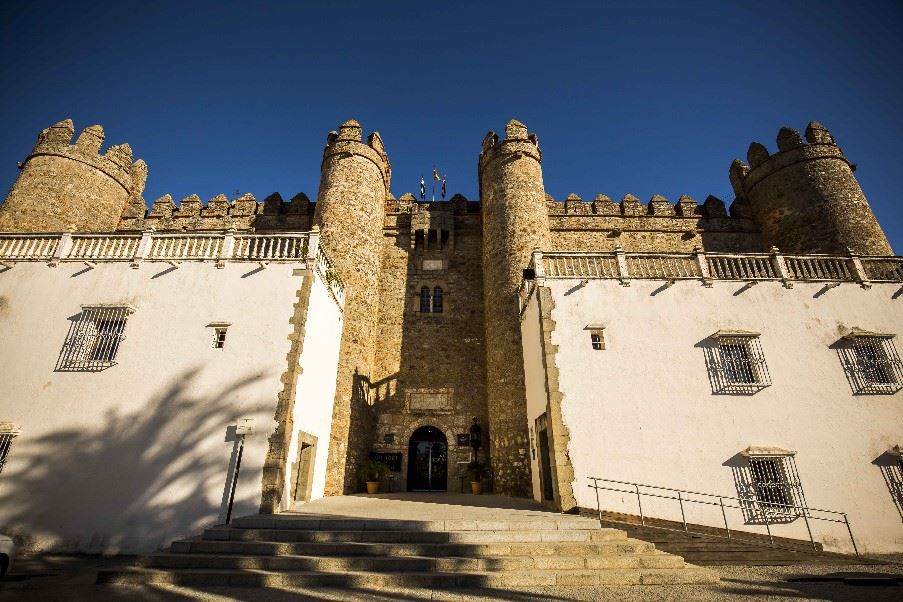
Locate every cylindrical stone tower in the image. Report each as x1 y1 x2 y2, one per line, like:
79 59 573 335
729 121 892 255
479 119 551 497
0 119 147 232
314 119 391 495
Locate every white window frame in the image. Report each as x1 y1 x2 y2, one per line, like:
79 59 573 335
207 322 232 350
58 305 135 371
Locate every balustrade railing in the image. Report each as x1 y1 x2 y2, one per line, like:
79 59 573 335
522 248 902 289
0 235 59 260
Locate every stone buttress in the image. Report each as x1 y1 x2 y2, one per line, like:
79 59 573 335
478 120 550 497
314 120 391 494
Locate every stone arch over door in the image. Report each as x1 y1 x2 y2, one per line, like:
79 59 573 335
399 418 456 492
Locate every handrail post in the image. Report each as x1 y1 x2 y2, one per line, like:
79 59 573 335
801 509 816 551
843 514 859 557
719 496 731 539
694 245 713 287
49 232 73 267
217 228 236 269
770 246 793 289
592 478 602 527
615 245 630 287
307 225 320 262
678 491 688 532
635 484 645 525
847 247 872 290
532 247 545 286
763 508 774 545
130 228 154 269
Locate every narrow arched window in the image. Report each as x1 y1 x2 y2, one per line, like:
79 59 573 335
433 287 443 313
420 287 431 313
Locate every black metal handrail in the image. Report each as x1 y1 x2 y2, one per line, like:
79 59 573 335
588 476 858 556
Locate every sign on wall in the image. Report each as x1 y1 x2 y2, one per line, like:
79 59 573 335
370 452 402 472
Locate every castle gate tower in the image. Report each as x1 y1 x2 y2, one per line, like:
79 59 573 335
478 120 551 497
729 121 892 256
0 119 147 232
314 120 391 494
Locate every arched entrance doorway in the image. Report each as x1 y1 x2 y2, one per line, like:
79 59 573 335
407 425 448 491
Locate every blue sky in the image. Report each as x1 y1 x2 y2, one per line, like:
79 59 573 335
1 1 901 250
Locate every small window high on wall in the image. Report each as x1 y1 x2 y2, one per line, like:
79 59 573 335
432 287 443 313
420 287 431 313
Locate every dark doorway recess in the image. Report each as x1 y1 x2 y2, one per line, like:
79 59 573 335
407 426 448 491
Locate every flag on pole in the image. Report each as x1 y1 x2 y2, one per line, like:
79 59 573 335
420 176 425 200
441 176 447 199
433 167 441 181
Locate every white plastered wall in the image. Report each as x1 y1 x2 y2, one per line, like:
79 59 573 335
524 278 903 553
0 259 340 553
521 292 545 502
283 273 342 506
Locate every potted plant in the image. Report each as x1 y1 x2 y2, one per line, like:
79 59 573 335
357 459 390 494
467 461 489 494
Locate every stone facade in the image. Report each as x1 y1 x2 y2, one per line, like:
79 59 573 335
0 117 896 507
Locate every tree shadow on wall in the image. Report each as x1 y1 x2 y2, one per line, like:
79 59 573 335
0 367 269 554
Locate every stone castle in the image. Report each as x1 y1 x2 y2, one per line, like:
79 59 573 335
0 116 894 501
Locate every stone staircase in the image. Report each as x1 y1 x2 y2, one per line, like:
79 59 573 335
98 501 717 588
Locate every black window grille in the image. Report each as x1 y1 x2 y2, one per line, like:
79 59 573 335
420 287 431 313
735 453 807 524
838 333 902 394
432 287 443 313
0 427 18 476
213 327 228 349
590 333 603 350
57 305 134 371
706 333 771 394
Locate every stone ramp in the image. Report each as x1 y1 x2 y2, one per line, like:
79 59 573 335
98 494 717 588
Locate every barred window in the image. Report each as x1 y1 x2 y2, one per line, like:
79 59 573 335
735 448 807 524
705 331 771 394
0 423 21 476
420 287 431 313
838 330 902 394
57 305 135 371
213 328 228 349
432 287 443 313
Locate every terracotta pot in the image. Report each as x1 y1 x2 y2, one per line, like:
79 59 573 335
471 481 482 495
366 481 380 494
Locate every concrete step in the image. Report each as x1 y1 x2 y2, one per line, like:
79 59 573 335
98 567 718 587
202 527 629 544
231 516 602 532
174 538 650 557
143 551 686 572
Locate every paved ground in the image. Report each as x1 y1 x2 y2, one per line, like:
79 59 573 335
3 495 900 600
1 556 902 601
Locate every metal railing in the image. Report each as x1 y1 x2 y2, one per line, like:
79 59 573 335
587 476 858 556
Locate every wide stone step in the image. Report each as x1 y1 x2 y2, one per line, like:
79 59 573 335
98 566 718 587
231 516 602 532
144 551 686 572
202 527 628 544
176 537 654 557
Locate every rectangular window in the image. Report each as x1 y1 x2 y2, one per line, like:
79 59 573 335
0 424 20 476
840 331 902 394
738 449 808 523
212 327 228 349
709 331 771 394
57 305 135 371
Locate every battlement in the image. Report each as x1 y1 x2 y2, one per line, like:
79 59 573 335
729 121 846 198
545 193 747 219
385 193 478 216
322 119 391 196
118 191 314 232
28 119 147 195
478 119 542 174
